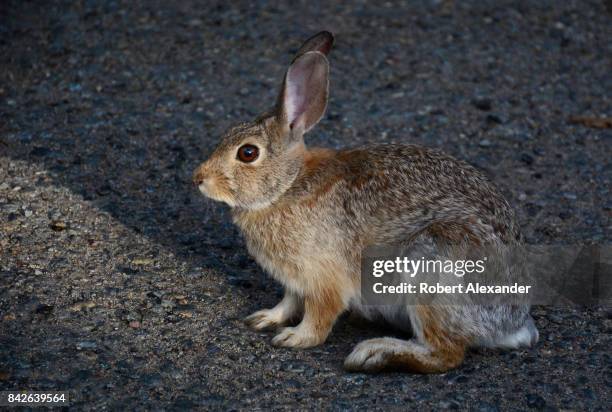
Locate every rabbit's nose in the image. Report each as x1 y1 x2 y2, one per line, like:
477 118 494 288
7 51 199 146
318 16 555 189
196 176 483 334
192 168 207 186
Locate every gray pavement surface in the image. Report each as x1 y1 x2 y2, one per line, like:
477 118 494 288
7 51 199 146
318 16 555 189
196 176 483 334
1 0 611 410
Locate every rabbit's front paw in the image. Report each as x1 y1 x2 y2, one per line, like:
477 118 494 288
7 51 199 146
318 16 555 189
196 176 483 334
271 326 323 348
244 309 284 331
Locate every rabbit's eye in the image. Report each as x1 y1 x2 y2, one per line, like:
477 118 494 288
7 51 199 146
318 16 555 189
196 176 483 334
237 144 259 163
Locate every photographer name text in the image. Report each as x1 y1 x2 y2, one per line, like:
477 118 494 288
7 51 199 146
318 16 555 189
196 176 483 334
372 282 532 295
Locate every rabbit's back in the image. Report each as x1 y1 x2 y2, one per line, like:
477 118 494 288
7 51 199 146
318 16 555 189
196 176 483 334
282 143 521 248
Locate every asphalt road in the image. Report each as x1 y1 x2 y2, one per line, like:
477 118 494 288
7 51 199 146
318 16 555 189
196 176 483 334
1 0 610 410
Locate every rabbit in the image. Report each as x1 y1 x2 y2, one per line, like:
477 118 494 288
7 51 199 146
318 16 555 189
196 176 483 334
192 31 538 373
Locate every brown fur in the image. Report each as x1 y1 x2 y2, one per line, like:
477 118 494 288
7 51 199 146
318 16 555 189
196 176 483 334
428 221 483 247
193 31 537 373
405 306 470 373
302 278 345 343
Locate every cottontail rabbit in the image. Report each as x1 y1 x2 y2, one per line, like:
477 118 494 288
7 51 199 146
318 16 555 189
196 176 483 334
193 32 538 373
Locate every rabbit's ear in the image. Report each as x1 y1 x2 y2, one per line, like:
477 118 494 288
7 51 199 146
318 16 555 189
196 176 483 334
279 51 329 135
292 31 334 62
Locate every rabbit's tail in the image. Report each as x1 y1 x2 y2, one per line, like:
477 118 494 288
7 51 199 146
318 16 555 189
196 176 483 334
485 315 539 349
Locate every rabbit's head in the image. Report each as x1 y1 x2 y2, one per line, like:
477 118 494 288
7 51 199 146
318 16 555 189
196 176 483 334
193 32 334 209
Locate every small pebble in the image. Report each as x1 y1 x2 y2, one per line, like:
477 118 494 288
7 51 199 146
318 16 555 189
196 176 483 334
132 257 154 265
472 97 492 111
76 341 97 350
50 220 67 231
69 301 96 312
563 193 577 200
520 153 534 165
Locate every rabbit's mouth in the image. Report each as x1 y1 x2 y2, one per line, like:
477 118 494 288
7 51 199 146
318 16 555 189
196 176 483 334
195 176 236 208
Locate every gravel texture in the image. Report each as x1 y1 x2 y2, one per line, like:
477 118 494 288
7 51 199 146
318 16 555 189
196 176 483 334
1 0 611 410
